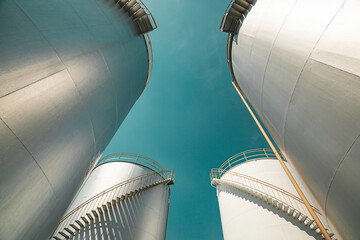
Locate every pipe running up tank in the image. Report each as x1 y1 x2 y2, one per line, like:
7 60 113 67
210 149 335 240
220 0 360 239
0 0 156 239
51 153 175 240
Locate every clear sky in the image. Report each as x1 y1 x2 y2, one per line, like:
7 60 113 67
103 0 268 239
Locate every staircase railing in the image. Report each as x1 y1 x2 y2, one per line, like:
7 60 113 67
115 0 157 34
217 148 285 177
226 32 247 96
141 32 153 94
210 169 335 238
211 169 319 214
220 0 255 33
137 0 157 30
221 0 254 97
220 0 236 30
95 152 163 172
52 168 175 239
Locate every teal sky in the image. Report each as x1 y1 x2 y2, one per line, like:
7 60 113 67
103 0 268 239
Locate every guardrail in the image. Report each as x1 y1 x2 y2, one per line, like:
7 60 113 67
211 169 320 216
210 169 336 238
53 168 175 239
220 0 255 33
217 148 285 178
141 32 153 94
221 0 255 95
137 0 157 30
95 152 163 172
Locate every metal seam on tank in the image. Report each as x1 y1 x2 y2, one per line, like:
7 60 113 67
282 1 346 155
96 0 138 39
5 1 66 96
311 58 359 78
98 50 120 131
0 118 57 197
0 69 65 99
64 0 120 132
12 0 99 154
61 69 98 155
258 1 297 119
324 133 360 217
64 0 126 131
93 0 153 97
140 34 150 97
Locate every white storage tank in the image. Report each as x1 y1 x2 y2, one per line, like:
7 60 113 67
51 153 175 240
0 0 157 239
219 0 360 239
211 149 334 240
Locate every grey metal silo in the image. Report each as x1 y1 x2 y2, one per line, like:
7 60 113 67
0 0 156 239
51 153 175 240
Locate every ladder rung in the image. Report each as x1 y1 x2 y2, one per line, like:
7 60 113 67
59 231 69 239
97 207 103 214
283 205 289 213
299 215 307 223
70 223 79 231
85 214 92 222
64 227 74 235
102 204 108 212
288 208 294 215
306 219 314 226
92 210 98 218
75 220 84 228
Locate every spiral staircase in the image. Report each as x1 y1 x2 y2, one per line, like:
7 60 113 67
114 0 157 35
52 168 175 240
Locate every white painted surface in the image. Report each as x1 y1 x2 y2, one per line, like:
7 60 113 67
217 159 322 240
68 162 153 212
68 162 170 240
231 0 360 239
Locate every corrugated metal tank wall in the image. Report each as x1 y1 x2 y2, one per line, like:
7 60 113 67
216 159 323 240
230 0 360 239
0 0 149 239
65 162 171 240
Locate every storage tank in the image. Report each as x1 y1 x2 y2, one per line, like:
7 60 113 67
219 0 360 239
0 1 156 239
210 149 335 240
51 153 175 240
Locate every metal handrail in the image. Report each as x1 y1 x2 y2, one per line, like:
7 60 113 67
217 148 286 178
210 169 321 216
95 152 163 172
225 32 247 96
140 33 153 95
137 0 157 29
226 33 235 87
226 33 246 96
58 168 175 225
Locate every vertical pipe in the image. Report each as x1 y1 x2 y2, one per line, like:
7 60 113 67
232 80 331 240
